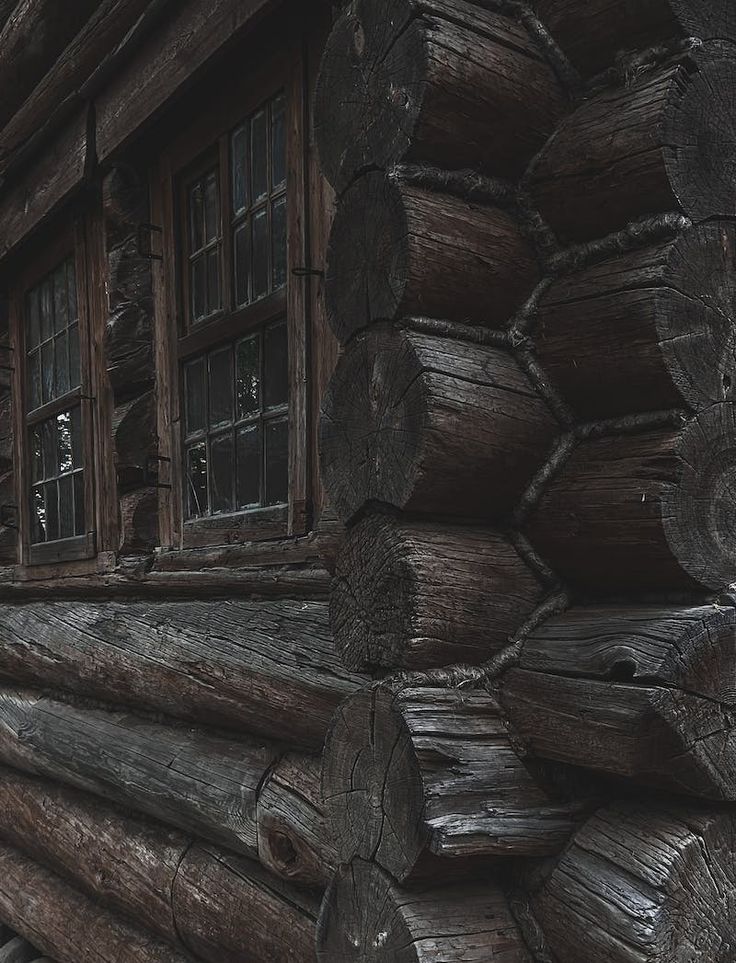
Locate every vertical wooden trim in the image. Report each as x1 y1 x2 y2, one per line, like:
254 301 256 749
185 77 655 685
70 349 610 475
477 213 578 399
74 218 99 558
9 292 25 568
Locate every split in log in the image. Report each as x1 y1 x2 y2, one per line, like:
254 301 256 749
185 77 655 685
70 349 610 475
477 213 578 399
527 403 736 592
528 51 736 241
320 325 557 522
331 512 544 670
0 687 277 856
314 0 566 191
0 842 189 963
535 222 736 417
325 171 539 342
323 685 586 883
534 0 736 75
531 802 736 962
317 858 529 962
501 603 736 800
0 598 362 747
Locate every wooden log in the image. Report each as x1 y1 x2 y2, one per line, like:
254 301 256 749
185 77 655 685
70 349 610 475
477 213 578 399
528 404 736 592
314 0 565 192
0 598 361 747
528 51 736 241
0 843 189 963
533 0 736 75
0 687 277 855
501 603 736 800
531 803 736 962
331 512 544 670
0 938 37 963
320 326 557 522
317 857 529 962
112 391 156 490
118 487 159 553
535 222 736 417
325 171 539 343
323 685 584 884
257 753 335 888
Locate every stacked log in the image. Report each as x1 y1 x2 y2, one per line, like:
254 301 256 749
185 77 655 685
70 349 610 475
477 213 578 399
0 307 15 564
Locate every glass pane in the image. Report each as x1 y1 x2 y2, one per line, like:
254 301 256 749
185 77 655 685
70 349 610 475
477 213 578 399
272 196 287 290
252 208 269 300
69 322 81 389
58 474 74 539
237 424 261 508
71 407 83 467
206 249 221 314
236 335 261 417
41 418 56 479
265 418 288 505
208 347 233 427
67 259 78 321
44 481 59 542
264 321 288 408
31 486 46 543
53 265 68 333
41 340 54 404
40 278 53 342
184 357 207 437
210 432 234 514
57 411 74 473
204 172 219 243
271 93 287 188
251 110 268 201
55 332 70 397
189 180 204 252
191 255 206 322
186 443 208 518
234 221 251 307
232 124 248 215
30 426 43 483
74 471 86 536
27 352 41 412
27 289 40 349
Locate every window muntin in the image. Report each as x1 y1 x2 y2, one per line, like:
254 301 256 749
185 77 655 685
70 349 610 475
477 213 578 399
186 168 221 324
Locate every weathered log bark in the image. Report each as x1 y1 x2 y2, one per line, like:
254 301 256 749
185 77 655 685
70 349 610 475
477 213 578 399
113 391 156 490
528 404 736 592
323 685 585 883
320 326 557 522
314 0 565 191
257 753 335 888
0 598 361 747
531 803 736 962
528 52 736 241
501 604 736 800
317 858 529 962
119 487 159 553
331 512 544 670
0 688 277 855
326 172 539 342
0 843 189 963
0 937 37 963
534 0 736 75
536 222 736 417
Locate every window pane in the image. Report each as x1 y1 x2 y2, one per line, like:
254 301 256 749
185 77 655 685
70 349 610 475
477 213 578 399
234 221 251 307
204 172 219 244
55 331 70 397
191 255 206 322
69 322 81 389
27 289 40 349
43 481 59 542
208 347 233 427
58 474 74 539
53 265 68 333
41 340 54 404
40 278 53 342
71 406 83 467
189 180 204 252
237 424 261 508
41 418 56 479
186 443 208 518
265 419 288 505
264 321 288 408
184 357 207 436
74 471 85 536
236 335 261 418
67 259 78 321
31 486 46 543
206 249 221 314
251 110 268 201
252 208 269 300
232 124 248 215
27 352 41 412
210 432 234 514
57 411 73 473
30 426 43 483
271 93 286 188
272 196 287 290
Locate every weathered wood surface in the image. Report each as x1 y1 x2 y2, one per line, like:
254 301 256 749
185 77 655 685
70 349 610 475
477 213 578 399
331 512 544 670
0 937 38 963
257 753 335 888
502 604 736 799
536 222 736 417
534 0 736 75
0 688 276 854
118 488 159 553
112 391 156 491
326 171 538 342
0 598 361 747
317 858 530 962
323 686 585 883
532 803 736 962
314 0 565 191
0 843 190 963
320 326 557 522
528 404 736 592
529 51 736 241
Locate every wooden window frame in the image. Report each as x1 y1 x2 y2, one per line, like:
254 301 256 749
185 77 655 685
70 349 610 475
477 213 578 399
153 34 309 551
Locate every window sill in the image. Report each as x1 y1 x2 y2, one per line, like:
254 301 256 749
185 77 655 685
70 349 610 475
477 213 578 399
181 503 288 549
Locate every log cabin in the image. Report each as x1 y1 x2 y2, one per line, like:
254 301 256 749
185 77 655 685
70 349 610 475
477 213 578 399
0 0 735 960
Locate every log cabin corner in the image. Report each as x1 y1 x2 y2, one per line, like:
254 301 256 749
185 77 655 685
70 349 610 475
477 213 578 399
0 0 735 961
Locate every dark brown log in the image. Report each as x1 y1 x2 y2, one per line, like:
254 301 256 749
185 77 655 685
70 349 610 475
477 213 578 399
113 391 156 490
0 688 277 855
323 685 584 884
118 487 159 553
528 404 736 592
534 0 736 75
531 802 736 962
0 843 189 963
257 753 335 888
313 500 345 576
314 0 565 192
0 598 361 747
331 512 544 670
317 858 529 962
320 326 557 522
501 604 736 800
528 51 736 241
0 937 38 963
536 222 736 417
0 396 12 474
325 172 539 342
